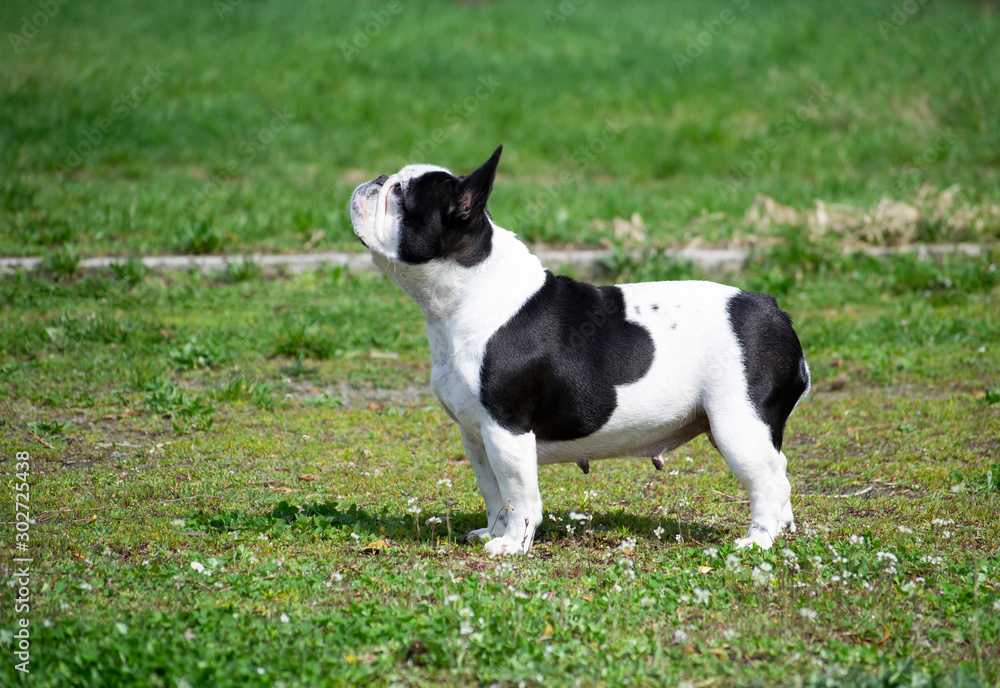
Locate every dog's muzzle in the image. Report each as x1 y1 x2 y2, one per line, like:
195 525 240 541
350 175 390 251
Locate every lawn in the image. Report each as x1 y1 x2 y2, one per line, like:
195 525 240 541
1 0 999 257
2 1 1000 687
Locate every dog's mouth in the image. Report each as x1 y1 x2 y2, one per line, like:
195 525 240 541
351 174 395 257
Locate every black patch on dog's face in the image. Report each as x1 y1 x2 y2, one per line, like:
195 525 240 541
727 290 810 450
396 146 502 268
480 272 655 441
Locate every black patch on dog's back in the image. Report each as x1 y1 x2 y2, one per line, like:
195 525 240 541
480 272 655 441
726 290 810 450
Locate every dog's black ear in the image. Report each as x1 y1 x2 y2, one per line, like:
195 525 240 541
452 145 502 221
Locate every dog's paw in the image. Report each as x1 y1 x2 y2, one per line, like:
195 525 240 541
483 535 526 557
735 523 776 550
778 501 796 534
466 528 494 543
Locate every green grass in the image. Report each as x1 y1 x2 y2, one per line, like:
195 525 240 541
1 0 999 258
2 1 1000 685
1 245 998 687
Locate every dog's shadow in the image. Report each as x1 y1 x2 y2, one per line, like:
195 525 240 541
186 501 728 551
389 507 729 549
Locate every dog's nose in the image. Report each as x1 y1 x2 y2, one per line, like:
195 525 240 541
375 174 389 185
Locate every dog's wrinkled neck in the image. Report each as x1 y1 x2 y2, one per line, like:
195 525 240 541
384 223 546 327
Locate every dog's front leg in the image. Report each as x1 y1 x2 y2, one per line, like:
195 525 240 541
460 429 508 542
479 425 542 556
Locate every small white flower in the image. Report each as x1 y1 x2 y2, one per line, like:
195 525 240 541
675 533 683 543
458 607 474 619
425 516 443 526
171 519 186 527
257 667 266 675
693 588 710 605
993 599 1000 612
568 511 589 522
459 620 474 636
751 565 774 588
849 534 864 545
902 581 918 594
673 627 688 644
723 628 740 640
654 526 665 540
800 607 817 621
115 622 128 635
685 456 693 463
725 553 741 572
445 594 459 603
331 571 343 582
190 562 205 574
613 583 623 593
898 525 913 534
437 478 452 488
280 613 290 623
350 532 360 540
703 546 719 558
781 548 798 563
80 582 93 591
876 551 898 563
618 537 637 553
668 470 679 476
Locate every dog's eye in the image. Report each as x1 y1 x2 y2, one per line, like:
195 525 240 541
392 184 404 198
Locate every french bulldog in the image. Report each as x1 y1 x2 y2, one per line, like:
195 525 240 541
349 146 810 555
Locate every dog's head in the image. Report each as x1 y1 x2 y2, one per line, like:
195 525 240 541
349 146 502 271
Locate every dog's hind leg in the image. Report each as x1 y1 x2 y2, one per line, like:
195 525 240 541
461 429 508 542
706 399 792 550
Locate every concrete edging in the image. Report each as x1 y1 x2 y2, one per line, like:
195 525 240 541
0 243 985 277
